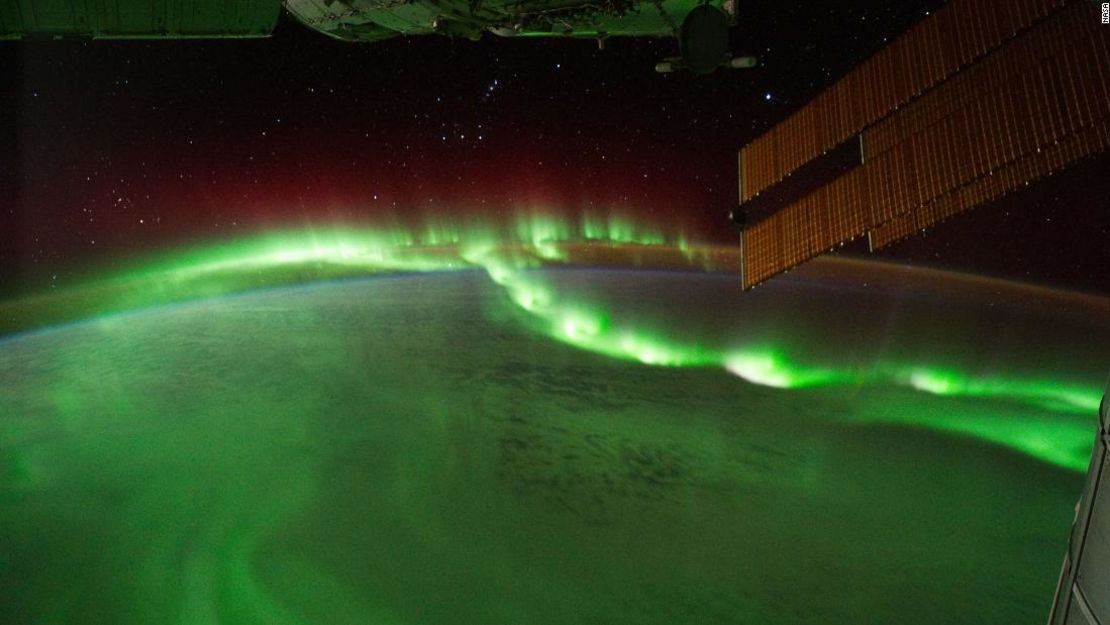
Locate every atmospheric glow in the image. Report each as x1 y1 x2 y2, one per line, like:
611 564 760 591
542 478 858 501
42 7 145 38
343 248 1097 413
1 212 1102 472
724 351 844 388
903 366 1101 413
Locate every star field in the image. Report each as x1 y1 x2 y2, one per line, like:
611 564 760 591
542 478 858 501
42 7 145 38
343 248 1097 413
1 0 1106 295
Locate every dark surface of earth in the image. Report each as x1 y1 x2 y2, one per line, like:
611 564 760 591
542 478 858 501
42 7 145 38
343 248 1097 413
1 267 1106 625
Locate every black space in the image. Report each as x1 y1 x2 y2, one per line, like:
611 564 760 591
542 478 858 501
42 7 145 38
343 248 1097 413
1 0 1107 295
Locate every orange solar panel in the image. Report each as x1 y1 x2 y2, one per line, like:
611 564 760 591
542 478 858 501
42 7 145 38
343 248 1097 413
867 107 1110 251
736 0 1069 204
739 0 1110 288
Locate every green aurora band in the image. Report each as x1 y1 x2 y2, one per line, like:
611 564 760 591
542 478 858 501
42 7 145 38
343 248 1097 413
2 213 1102 472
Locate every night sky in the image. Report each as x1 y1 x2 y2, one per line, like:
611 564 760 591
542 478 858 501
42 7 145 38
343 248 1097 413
1 0 1107 296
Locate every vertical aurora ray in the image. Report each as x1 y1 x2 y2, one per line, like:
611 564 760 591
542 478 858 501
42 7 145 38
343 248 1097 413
1 213 1103 471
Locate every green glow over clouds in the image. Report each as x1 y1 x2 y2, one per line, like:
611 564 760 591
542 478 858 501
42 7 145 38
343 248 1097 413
1 213 1103 472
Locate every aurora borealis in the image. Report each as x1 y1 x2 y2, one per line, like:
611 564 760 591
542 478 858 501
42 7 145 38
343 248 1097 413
1 214 1105 475
0 236 1105 624
2 1 1109 620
